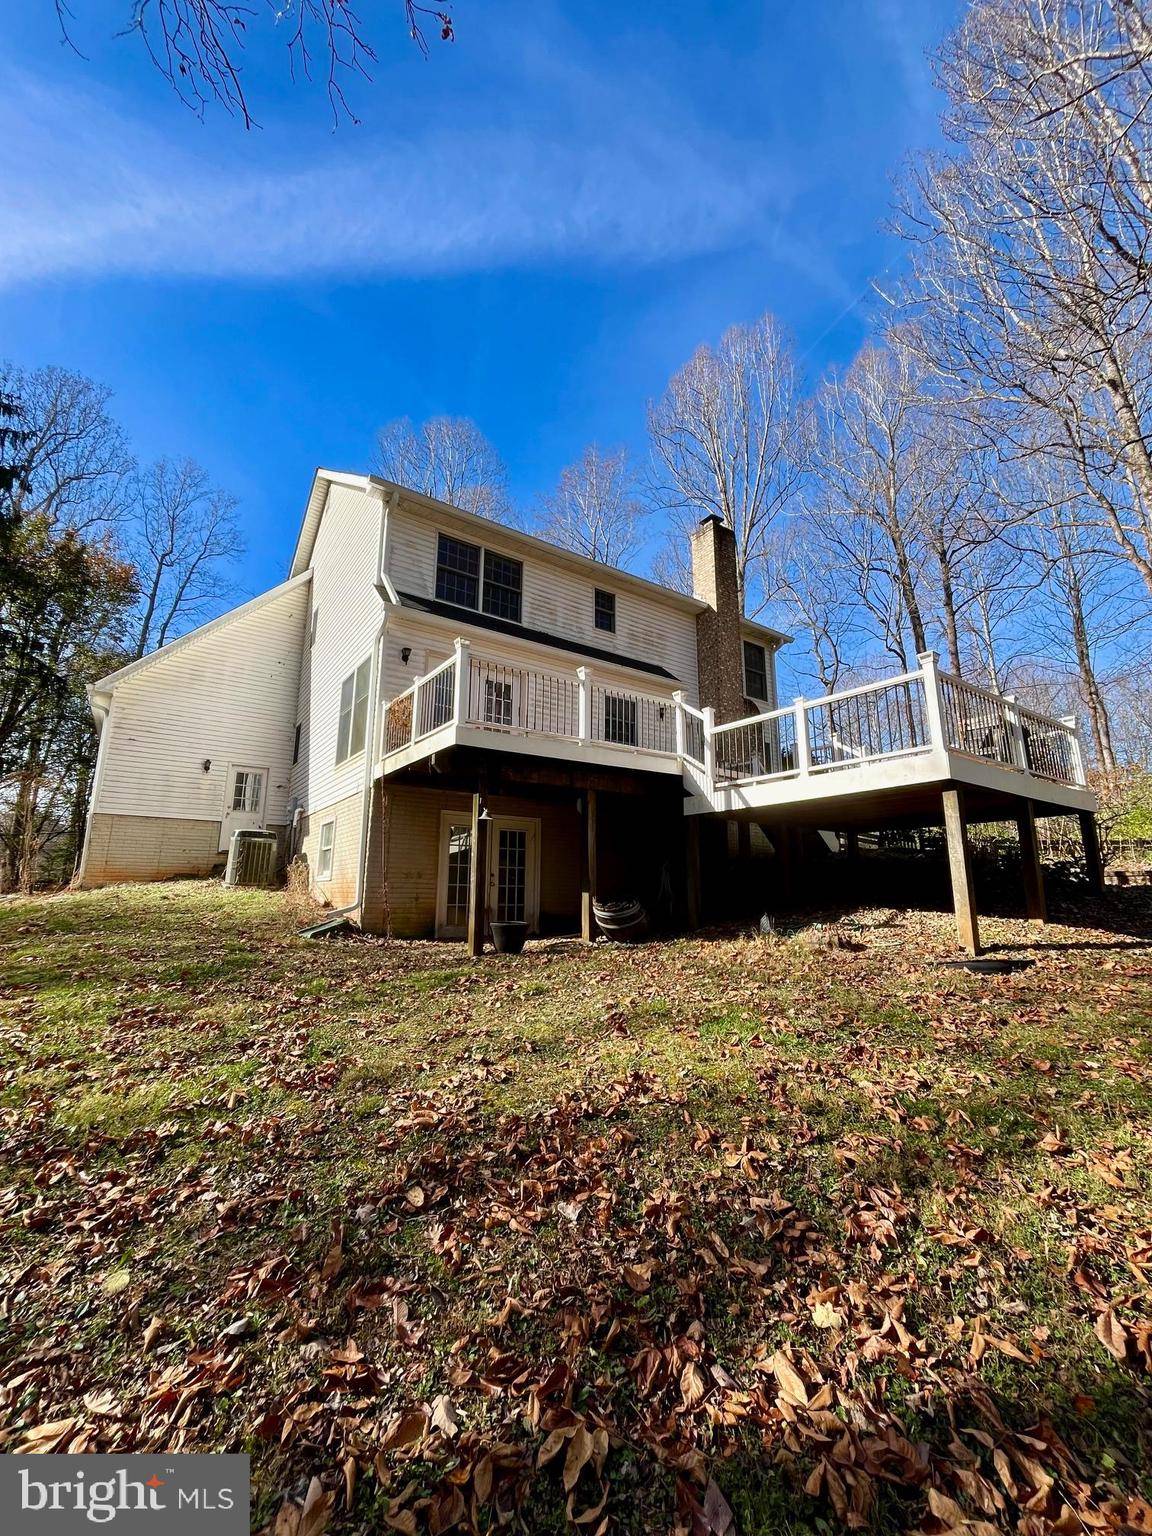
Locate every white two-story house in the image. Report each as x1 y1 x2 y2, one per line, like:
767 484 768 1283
78 469 1099 957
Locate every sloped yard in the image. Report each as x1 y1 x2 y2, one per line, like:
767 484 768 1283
2 882 1151 1534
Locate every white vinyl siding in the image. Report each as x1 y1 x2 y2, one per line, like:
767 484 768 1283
290 481 385 814
91 581 308 827
384 502 700 704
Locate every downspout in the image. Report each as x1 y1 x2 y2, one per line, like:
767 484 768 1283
323 488 398 924
75 693 114 886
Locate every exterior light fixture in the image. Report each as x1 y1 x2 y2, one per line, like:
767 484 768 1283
202 759 212 773
401 646 412 665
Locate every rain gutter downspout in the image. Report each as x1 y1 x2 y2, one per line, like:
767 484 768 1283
75 692 113 885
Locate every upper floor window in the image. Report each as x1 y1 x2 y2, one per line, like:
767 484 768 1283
482 550 523 622
436 534 481 608
594 589 616 633
743 641 769 701
293 722 302 765
336 658 371 764
435 532 523 624
310 607 319 647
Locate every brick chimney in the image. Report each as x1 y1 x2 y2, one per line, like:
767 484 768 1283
690 514 745 722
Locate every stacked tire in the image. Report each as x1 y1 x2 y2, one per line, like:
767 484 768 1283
592 898 649 942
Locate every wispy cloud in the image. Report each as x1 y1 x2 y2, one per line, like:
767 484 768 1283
0 54 790 290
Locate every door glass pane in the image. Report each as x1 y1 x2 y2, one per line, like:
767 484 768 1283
484 679 513 725
496 828 527 922
232 771 262 812
603 694 638 746
445 825 472 930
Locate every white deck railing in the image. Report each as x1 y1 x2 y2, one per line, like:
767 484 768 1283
379 642 1088 798
380 640 684 763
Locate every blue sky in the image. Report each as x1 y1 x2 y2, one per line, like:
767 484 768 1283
0 0 960 608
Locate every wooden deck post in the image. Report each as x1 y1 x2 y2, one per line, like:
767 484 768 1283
1079 810 1105 894
942 787 980 956
684 815 701 930
466 789 490 958
580 788 599 942
1015 800 1047 922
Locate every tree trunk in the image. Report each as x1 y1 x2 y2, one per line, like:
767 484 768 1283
933 538 963 674
1065 572 1117 773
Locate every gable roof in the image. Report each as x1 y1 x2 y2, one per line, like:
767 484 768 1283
88 572 313 706
290 469 792 645
292 469 711 613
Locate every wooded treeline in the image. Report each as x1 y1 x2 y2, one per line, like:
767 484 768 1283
386 0 1151 836
6 0 1150 889
0 367 242 891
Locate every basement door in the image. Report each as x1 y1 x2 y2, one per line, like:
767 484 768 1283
219 763 269 851
435 811 540 939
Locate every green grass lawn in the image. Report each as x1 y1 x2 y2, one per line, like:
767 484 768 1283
2 881 1151 1534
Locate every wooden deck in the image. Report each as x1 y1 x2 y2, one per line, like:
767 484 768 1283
378 641 1094 821
375 642 1100 958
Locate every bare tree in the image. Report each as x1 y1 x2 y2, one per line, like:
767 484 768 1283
534 446 647 568
896 0 1152 597
810 342 938 671
775 522 859 693
374 416 511 523
647 314 807 615
128 458 243 657
55 1 454 127
0 363 130 537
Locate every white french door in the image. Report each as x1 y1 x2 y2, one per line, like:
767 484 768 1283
435 812 540 938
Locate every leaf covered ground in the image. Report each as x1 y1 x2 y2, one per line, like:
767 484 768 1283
2 881 1152 1535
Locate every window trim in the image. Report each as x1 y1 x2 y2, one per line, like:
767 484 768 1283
317 819 336 881
743 640 769 702
481 548 523 623
594 588 616 634
434 531 524 625
435 533 482 610
335 657 372 765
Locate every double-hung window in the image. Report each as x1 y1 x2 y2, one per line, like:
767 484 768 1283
594 589 616 633
481 551 522 622
317 820 335 881
743 641 769 701
336 658 371 763
435 533 523 625
436 535 481 608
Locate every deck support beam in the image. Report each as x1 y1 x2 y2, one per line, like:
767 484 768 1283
466 789 490 958
684 815 701 930
580 788 599 942
1079 810 1105 895
1016 801 1047 922
942 787 980 956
